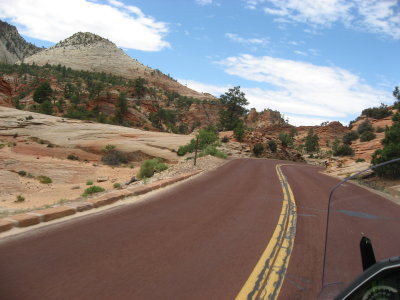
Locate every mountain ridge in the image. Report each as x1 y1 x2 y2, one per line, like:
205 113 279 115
0 20 42 64
22 31 213 100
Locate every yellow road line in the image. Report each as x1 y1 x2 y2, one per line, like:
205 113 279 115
235 164 297 300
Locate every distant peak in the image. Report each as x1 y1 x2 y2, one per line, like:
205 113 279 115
54 32 113 48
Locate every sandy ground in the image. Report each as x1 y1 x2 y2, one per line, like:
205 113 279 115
0 107 197 215
0 139 137 212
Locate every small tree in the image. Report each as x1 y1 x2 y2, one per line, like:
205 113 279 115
39 100 53 115
219 86 249 130
115 91 128 124
133 77 147 98
371 121 400 178
33 82 53 103
278 133 293 148
304 128 319 153
233 121 246 142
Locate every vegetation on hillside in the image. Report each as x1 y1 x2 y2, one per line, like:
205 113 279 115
0 62 218 133
177 128 227 159
371 87 400 179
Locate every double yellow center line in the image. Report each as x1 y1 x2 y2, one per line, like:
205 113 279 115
236 164 297 300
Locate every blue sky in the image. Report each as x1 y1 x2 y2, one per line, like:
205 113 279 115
1 0 399 125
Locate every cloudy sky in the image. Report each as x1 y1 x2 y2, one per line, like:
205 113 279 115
1 0 399 125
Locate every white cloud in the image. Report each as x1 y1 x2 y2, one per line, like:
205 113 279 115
218 54 390 118
181 54 391 125
225 33 269 47
178 79 230 96
0 0 169 51
244 0 400 39
196 0 213 6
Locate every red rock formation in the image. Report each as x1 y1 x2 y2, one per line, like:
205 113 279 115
0 77 13 107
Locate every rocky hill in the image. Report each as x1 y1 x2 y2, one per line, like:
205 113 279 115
0 20 42 64
23 32 212 100
0 63 221 133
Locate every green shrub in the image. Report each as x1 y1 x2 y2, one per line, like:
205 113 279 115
18 170 27 177
37 175 52 184
268 140 277 153
82 185 105 197
357 119 373 134
376 126 385 133
305 128 319 153
177 129 219 156
372 122 400 178
15 195 25 202
362 103 392 119
101 150 128 166
392 113 400 122
86 180 93 185
233 122 246 142
343 131 359 144
334 144 354 156
67 154 79 160
137 159 168 179
278 133 293 148
221 136 229 143
113 183 121 189
360 131 376 142
102 144 116 152
356 158 365 163
199 145 227 159
33 81 53 103
253 143 264 157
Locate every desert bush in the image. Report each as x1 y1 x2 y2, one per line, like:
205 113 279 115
357 119 373 134
67 154 79 160
372 122 400 178
221 136 229 143
360 131 376 142
233 122 246 142
342 131 359 144
18 170 27 177
356 158 365 163
376 126 385 133
137 159 168 179
102 144 116 152
113 183 121 189
362 103 392 119
305 128 319 152
81 185 105 197
199 145 227 159
86 180 93 185
177 129 219 156
37 175 52 184
101 150 128 166
252 143 264 157
333 144 354 156
392 113 400 122
278 133 293 148
15 195 25 202
268 140 277 153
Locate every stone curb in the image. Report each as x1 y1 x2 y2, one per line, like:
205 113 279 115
0 170 202 234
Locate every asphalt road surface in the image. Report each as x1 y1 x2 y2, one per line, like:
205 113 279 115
1 159 399 300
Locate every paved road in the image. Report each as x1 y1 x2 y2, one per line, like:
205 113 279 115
1 159 399 300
